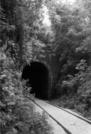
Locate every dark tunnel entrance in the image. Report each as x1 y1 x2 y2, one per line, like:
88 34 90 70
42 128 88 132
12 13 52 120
22 62 49 99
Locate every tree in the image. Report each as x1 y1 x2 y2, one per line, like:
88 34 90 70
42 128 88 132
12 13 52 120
0 1 53 133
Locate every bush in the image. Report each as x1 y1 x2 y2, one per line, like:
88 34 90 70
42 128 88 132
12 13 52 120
0 56 53 134
54 60 91 119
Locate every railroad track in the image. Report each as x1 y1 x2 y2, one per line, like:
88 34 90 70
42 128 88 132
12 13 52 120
31 98 72 134
46 101 91 125
30 98 91 134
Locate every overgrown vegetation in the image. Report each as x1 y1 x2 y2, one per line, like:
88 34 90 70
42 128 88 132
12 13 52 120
47 0 91 119
0 0 53 134
1 1 91 133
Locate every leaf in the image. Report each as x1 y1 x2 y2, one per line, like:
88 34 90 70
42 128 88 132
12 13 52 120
0 101 5 107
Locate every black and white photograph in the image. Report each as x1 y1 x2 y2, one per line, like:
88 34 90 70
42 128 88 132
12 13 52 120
0 0 91 133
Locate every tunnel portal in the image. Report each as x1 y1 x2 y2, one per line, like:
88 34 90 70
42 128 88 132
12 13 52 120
22 62 49 99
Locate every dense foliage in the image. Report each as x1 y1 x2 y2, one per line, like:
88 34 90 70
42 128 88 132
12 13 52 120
47 0 91 119
0 2 91 133
0 0 53 134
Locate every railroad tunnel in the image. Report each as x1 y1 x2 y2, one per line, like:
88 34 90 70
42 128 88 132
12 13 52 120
22 62 50 99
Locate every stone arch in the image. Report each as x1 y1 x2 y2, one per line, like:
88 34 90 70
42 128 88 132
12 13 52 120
22 61 52 99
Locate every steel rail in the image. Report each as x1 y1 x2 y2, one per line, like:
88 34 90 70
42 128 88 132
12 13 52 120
30 98 72 134
46 101 91 125
30 98 91 134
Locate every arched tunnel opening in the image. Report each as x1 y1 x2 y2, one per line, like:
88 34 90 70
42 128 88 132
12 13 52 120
22 62 50 99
